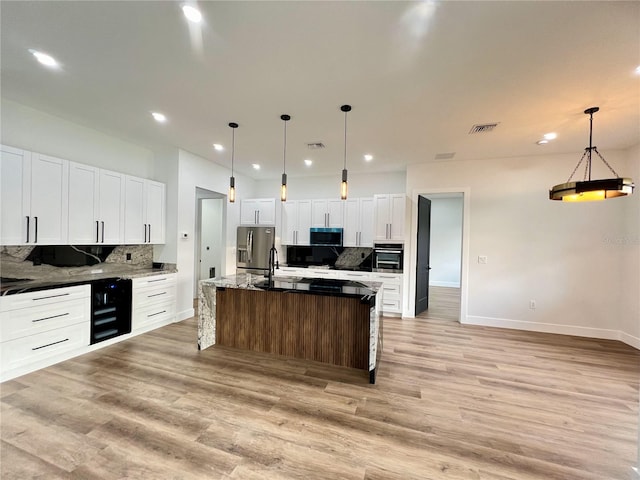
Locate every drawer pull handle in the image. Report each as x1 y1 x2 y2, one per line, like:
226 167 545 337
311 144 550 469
148 278 167 283
32 338 69 351
147 310 167 318
32 293 70 301
147 292 167 298
32 312 69 323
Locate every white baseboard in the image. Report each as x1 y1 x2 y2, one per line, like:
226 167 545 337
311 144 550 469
429 281 461 288
620 331 640 350
464 315 639 350
177 308 195 322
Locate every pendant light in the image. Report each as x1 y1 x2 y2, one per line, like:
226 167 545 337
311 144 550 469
340 104 351 200
280 114 290 202
228 122 238 203
549 107 634 202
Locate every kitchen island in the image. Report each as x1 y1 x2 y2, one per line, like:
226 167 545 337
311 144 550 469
198 274 382 383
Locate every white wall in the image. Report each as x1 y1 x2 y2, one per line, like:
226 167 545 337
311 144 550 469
618 143 640 346
406 147 639 348
426 196 463 288
174 149 256 320
1 99 154 178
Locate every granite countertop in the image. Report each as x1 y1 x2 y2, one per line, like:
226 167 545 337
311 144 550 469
202 274 381 302
0 265 177 296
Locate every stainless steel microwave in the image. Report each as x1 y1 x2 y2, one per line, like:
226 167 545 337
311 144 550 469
310 227 343 246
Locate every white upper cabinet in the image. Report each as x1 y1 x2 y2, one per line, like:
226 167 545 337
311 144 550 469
344 197 374 247
1 147 69 245
282 200 312 245
68 163 125 245
311 199 344 228
30 154 69 245
374 194 405 242
1 145 31 245
99 170 126 244
240 198 276 225
124 176 165 244
145 180 165 244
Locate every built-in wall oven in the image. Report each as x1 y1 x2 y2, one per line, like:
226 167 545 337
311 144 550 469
90 278 132 344
373 243 403 272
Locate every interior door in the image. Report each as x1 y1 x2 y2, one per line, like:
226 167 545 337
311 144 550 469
415 195 431 315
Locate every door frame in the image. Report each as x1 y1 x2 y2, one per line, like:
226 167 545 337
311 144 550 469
194 187 226 298
405 187 470 323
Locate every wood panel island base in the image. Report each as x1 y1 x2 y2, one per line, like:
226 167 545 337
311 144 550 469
198 274 382 383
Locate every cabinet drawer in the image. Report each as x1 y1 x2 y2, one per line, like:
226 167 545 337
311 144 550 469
380 299 401 312
1 298 89 342
133 283 176 309
381 283 401 297
133 299 176 331
370 273 402 285
0 322 90 372
132 273 176 290
339 272 371 281
0 284 90 312
276 267 304 276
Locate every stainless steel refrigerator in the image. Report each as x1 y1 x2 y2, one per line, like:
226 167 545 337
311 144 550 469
236 226 275 275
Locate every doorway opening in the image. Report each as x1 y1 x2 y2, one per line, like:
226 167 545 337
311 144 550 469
194 188 226 301
409 190 468 323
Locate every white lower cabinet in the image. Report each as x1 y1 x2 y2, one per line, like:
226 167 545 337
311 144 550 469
370 273 403 315
132 273 177 332
0 284 91 381
275 267 403 315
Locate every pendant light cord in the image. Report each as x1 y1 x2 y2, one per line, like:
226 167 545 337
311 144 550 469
283 120 287 173
231 127 235 176
343 110 348 170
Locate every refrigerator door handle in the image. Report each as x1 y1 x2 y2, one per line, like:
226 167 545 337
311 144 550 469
247 231 253 262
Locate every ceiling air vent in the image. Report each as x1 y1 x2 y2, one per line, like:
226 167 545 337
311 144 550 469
469 123 499 134
307 142 325 149
434 152 456 160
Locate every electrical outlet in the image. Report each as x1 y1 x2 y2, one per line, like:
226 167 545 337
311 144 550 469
126 253 132 261
529 300 536 309
478 255 488 264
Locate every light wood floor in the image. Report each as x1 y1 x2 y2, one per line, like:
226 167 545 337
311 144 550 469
1 299 638 479
421 286 462 321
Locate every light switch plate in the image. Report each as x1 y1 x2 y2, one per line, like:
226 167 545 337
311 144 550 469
478 255 488 264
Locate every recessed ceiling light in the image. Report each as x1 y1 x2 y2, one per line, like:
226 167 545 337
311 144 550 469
151 112 167 123
182 5 202 23
252 163 260 170
543 132 557 140
364 154 373 162
536 139 549 145
213 144 224 151
28 49 58 68
304 159 313 166
635 65 640 76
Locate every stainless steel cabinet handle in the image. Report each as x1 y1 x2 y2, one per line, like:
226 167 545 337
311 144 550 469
148 224 151 243
388 223 392 239
32 312 69 323
33 292 69 301
96 221 100 243
26 216 30 243
148 310 167 318
147 291 167 298
34 216 38 243
101 221 105 243
144 224 147 243
32 338 69 351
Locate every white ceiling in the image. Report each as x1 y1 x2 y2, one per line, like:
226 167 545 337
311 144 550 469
1 1 638 180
